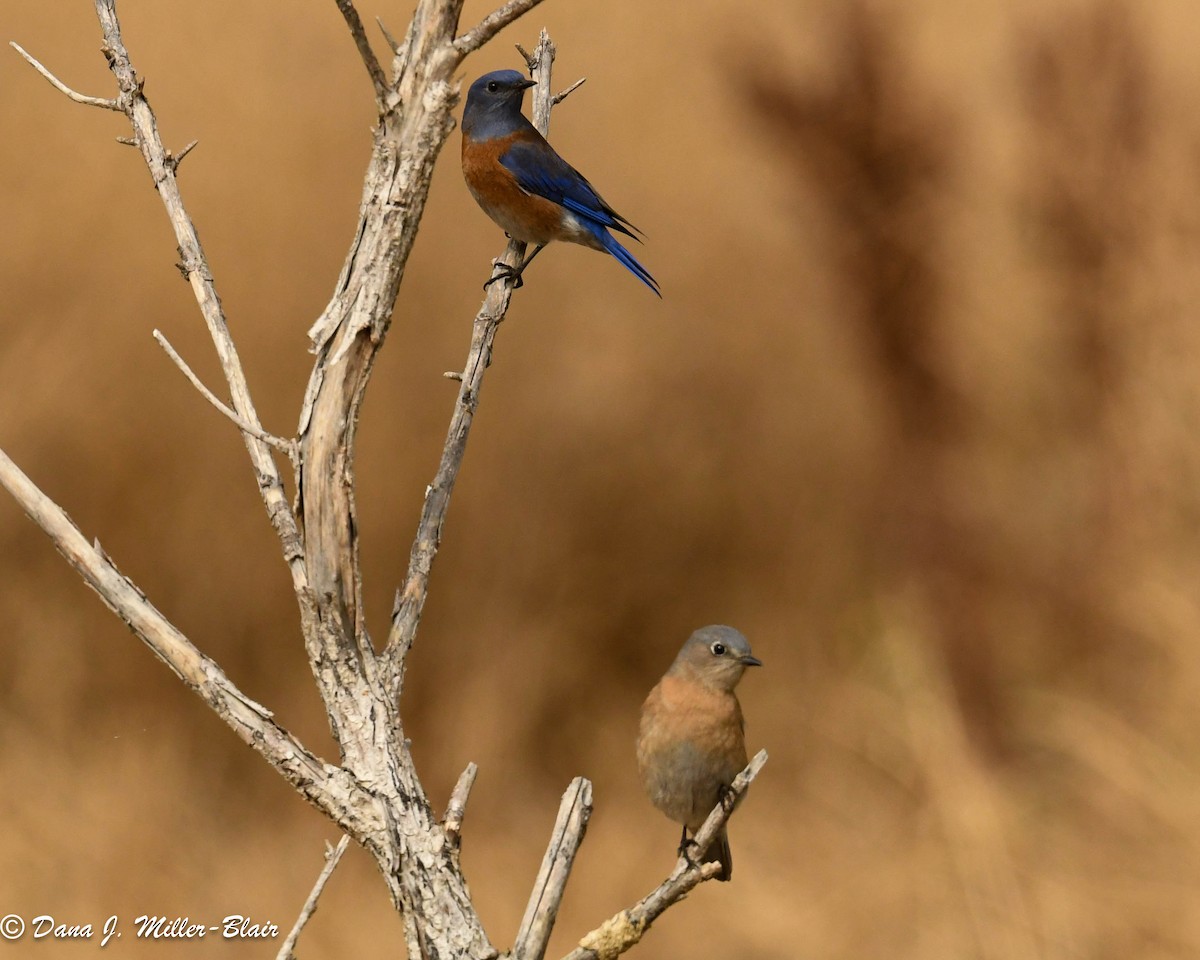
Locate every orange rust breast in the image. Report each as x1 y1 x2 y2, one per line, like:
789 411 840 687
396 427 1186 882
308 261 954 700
461 133 566 246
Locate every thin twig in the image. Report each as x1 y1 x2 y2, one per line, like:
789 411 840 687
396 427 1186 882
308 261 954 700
552 77 586 105
559 750 769 960
9 42 122 110
153 330 298 460
276 835 352 960
334 0 388 104
514 778 594 960
455 0 549 56
381 31 559 696
515 42 537 71
376 16 402 56
170 138 199 169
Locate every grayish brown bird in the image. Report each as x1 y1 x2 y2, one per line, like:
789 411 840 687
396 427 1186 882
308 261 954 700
636 625 761 880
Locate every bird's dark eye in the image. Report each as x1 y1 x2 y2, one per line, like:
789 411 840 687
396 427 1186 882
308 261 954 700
710 642 726 657
486 80 499 93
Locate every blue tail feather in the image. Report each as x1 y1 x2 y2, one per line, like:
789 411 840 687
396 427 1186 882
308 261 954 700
600 230 661 297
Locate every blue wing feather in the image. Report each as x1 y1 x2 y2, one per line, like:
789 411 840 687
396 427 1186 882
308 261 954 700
499 137 642 240
496 131 659 296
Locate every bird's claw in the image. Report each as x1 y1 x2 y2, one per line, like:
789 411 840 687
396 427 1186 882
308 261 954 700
678 840 703 870
718 783 737 812
676 829 702 869
483 262 523 291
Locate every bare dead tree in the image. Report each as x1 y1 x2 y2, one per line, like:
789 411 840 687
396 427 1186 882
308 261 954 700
4 2 767 957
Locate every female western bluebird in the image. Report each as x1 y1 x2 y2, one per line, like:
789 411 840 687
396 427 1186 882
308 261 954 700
460 69 660 296
637 625 761 881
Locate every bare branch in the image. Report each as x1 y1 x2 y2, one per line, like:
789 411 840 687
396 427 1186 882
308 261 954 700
9 41 121 110
455 0 549 56
333 0 388 104
90 0 308 593
514 778 594 960
559 750 769 960
277 835 352 960
382 31 559 694
154 330 298 461
553 77 586 105
0 446 374 835
444 761 480 844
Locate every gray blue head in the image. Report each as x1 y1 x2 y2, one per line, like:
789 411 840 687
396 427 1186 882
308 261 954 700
669 625 762 691
463 70 536 139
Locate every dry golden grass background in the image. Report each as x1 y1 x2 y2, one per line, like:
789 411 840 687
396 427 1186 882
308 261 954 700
3 0 1200 956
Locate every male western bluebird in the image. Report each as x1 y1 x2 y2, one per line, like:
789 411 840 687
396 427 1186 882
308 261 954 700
460 69 660 296
637 625 761 881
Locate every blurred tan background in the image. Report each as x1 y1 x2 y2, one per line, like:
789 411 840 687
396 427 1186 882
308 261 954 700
4 0 1200 956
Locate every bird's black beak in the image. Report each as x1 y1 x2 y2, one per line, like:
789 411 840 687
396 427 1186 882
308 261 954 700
517 79 537 89
740 654 763 667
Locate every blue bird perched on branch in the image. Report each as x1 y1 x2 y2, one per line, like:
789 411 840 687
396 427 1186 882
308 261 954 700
461 69 661 297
